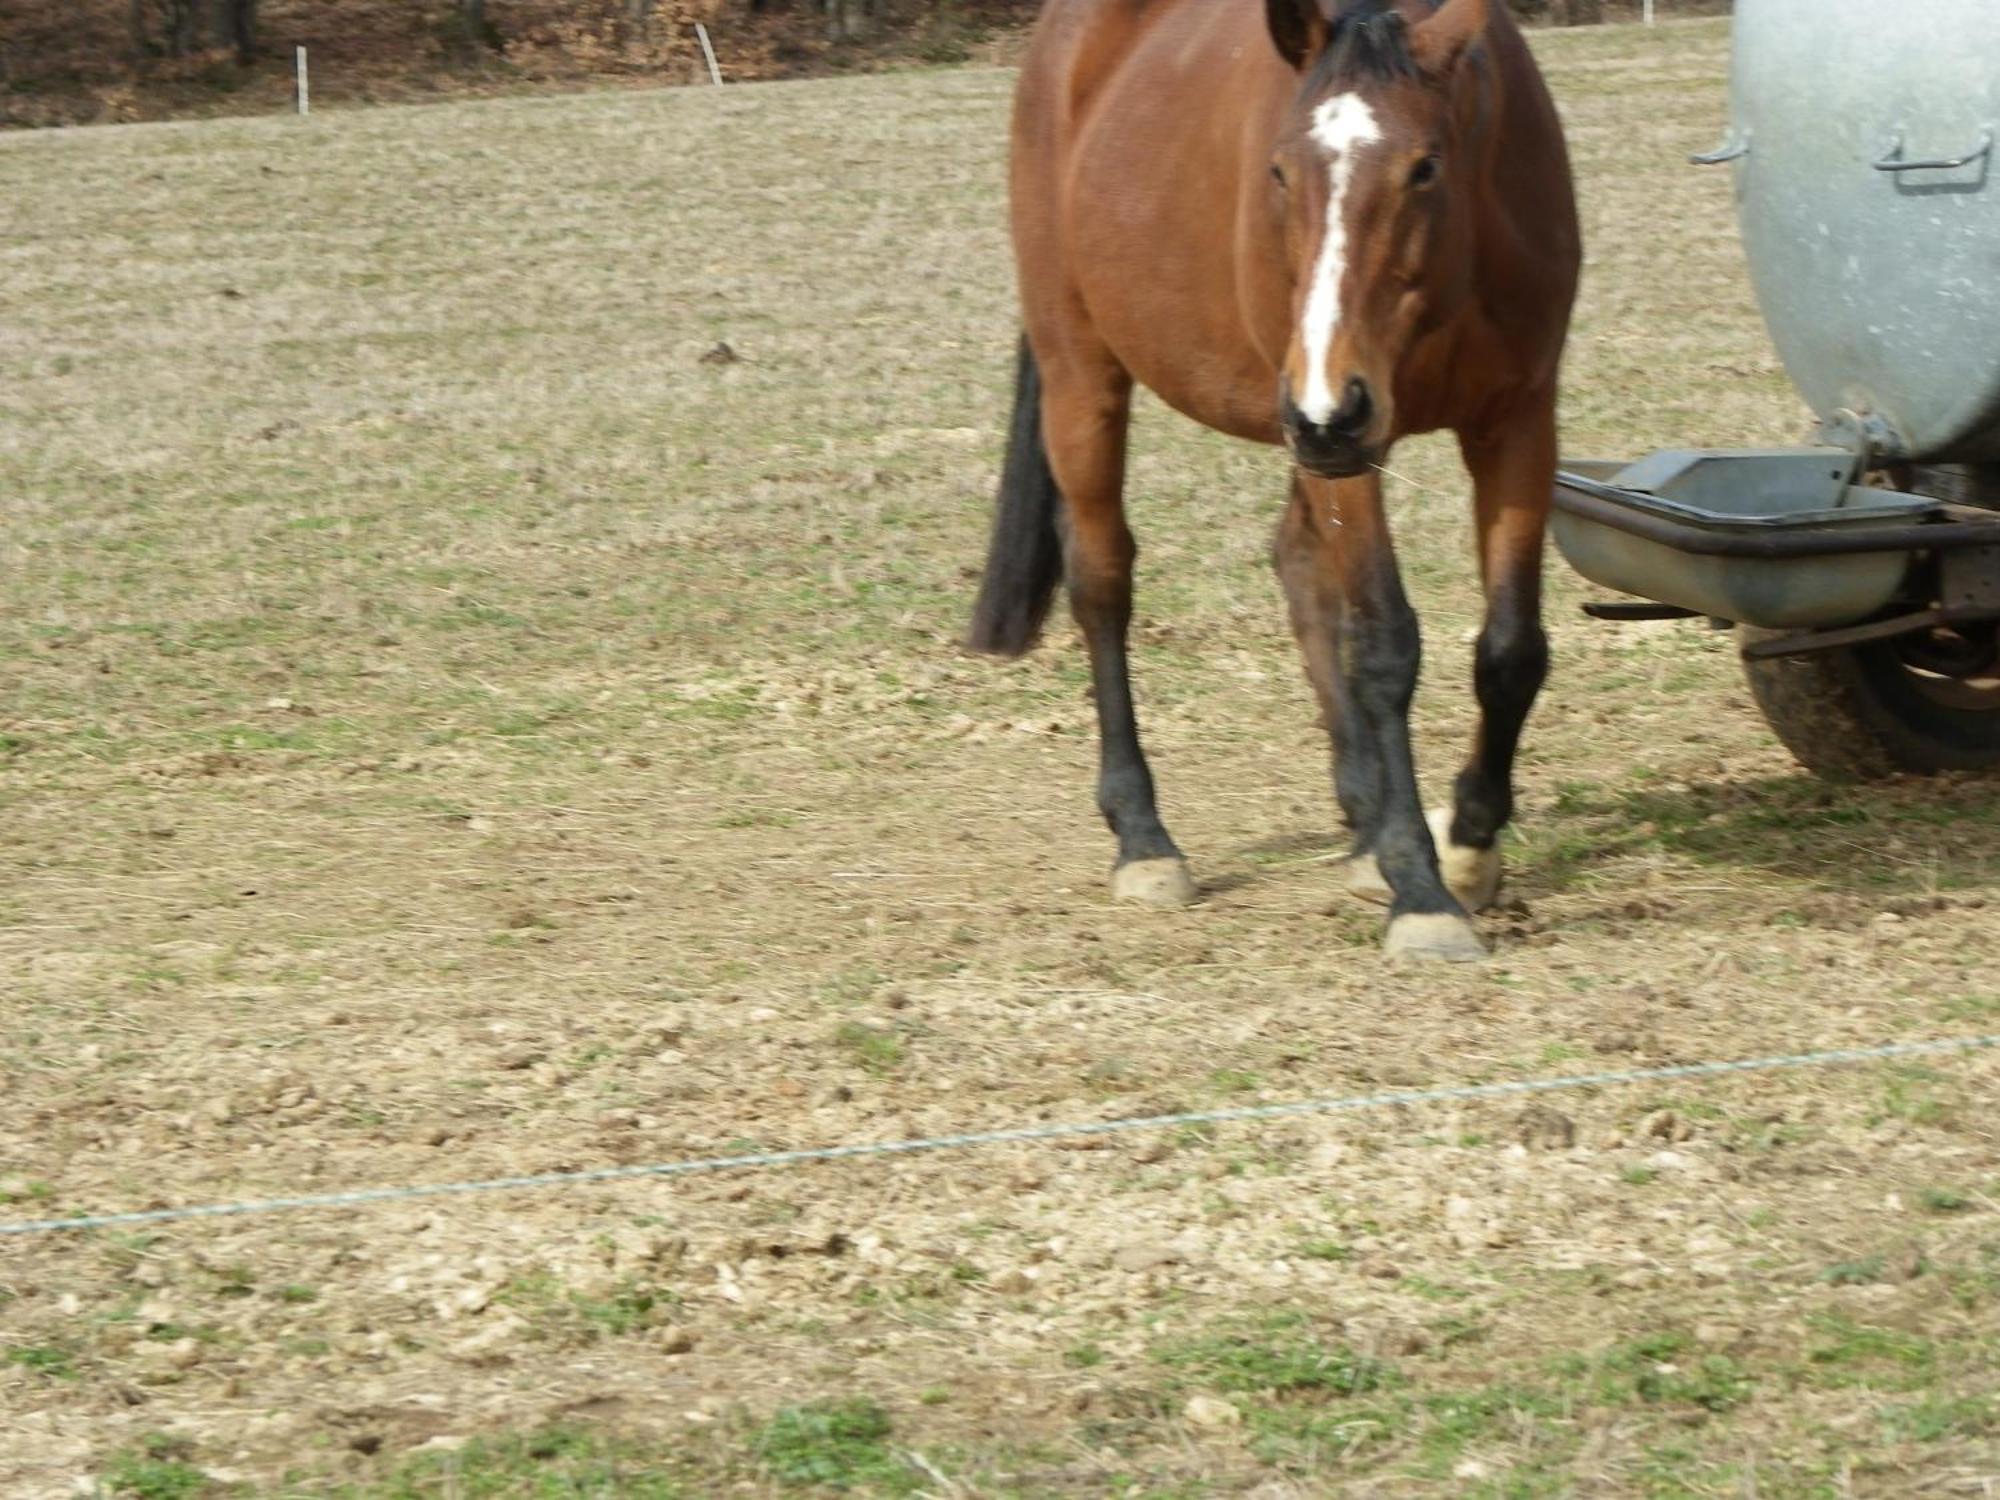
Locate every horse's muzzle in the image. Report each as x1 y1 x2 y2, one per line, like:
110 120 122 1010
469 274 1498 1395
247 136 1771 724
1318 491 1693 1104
1280 380 1379 480
1288 442 1380 480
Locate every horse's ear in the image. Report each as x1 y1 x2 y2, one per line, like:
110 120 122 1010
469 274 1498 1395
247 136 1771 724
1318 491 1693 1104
1411 0 1488 75
1267 0 1331 71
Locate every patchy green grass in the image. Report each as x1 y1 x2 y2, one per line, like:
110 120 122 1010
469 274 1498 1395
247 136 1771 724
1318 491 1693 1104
494 1273 678 1344
1919 1186 1973 1214
1820 1254 1889 1287
1581 1331 1754 1414
751 1399 911 1493
833 1020 908 1074
302 1429 692 1498
1881 1392 1996 1443
5 1342 78 1378
1158 1314 1395 1399
1802 1315 1939 1392
1136 1316 1781 1485
103 1436 208 1500
1295 1236 1355 1263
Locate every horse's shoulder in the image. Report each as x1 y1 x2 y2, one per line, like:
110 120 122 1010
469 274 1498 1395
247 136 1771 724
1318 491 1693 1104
1021 0 1191 125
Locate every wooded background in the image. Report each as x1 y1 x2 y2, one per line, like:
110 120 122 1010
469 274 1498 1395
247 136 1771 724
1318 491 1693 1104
1 0 1730 127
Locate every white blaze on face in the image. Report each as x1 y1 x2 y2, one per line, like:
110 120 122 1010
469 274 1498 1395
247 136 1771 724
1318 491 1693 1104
1297 93 1382 426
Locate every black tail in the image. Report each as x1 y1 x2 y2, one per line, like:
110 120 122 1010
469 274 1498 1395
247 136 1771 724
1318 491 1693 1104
967 335 1065 656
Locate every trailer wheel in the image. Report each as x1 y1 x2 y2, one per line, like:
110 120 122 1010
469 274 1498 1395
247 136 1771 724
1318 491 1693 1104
1740 625 2000 779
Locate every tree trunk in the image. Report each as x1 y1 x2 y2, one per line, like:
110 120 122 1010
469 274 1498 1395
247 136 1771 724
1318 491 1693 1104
165 0 198 57
827 0 873 40
627 0 655 45
450 0 499 57
142 0 235 58
223 0 256 62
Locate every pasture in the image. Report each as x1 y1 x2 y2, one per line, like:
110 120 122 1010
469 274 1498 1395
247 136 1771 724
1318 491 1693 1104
3 17 1998 1495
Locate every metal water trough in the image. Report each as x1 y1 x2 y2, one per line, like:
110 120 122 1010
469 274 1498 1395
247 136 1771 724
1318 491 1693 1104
1550 0 2000 776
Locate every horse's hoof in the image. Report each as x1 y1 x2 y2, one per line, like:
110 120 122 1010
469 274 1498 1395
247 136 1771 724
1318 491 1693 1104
1383 912 1487 963
1342 850 1391 905
1110 857 1199 907
1344 814 1499 911
1428 806 1502 912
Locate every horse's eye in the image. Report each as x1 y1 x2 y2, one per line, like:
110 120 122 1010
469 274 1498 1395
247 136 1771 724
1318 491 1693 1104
1270 162 1287 189
1409 154 1442 189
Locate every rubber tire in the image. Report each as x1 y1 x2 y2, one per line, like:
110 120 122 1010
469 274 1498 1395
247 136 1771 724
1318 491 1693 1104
1740 627 2000 779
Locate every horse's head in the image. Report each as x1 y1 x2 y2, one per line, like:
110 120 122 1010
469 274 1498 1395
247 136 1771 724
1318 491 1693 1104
1266 0 1488 478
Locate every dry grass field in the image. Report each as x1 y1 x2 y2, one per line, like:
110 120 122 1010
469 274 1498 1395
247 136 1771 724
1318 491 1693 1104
3 17 1998 1497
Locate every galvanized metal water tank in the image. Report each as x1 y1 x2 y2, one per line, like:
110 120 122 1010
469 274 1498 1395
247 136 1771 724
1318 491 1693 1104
1722 0 2000 461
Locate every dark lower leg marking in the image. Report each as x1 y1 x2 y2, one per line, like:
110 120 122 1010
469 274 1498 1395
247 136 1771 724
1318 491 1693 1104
1340 583 1460 920
1451 405 1558 866
1040 365 1182 880
1272 483 1384 858
1069 559 1181 869
1450 603 1549 852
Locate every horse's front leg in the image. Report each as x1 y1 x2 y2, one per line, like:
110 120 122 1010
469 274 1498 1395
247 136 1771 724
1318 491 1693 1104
1290 471 1482 960
1273 476 1386 877
1441 399 1558 910
1041 354 1195 906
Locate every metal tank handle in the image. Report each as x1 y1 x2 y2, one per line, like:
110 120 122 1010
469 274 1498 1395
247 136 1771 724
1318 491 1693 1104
1689 131 1750 165
1873 127 1994 172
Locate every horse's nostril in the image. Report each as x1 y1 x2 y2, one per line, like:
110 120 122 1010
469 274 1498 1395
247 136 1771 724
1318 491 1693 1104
1332 378 1373 436
1280 382 1373 462
1279 391 1312 439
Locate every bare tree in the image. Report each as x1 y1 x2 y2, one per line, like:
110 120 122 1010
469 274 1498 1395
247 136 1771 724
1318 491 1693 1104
445 0 503 58
129 0 258 61
223 0 257 62
827 0 876 40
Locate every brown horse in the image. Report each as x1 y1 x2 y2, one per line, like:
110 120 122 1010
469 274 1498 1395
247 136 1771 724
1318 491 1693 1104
969 0 1579 960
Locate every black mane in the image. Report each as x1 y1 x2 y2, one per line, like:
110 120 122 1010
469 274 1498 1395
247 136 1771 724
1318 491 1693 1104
1311 0 1437 87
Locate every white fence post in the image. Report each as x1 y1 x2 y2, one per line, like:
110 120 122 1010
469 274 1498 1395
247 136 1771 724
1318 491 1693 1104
695 23 722 85
1643 0 1656 24
295 45 310 114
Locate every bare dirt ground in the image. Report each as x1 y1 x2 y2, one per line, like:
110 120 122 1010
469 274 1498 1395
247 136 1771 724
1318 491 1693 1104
2 18 1997 1497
